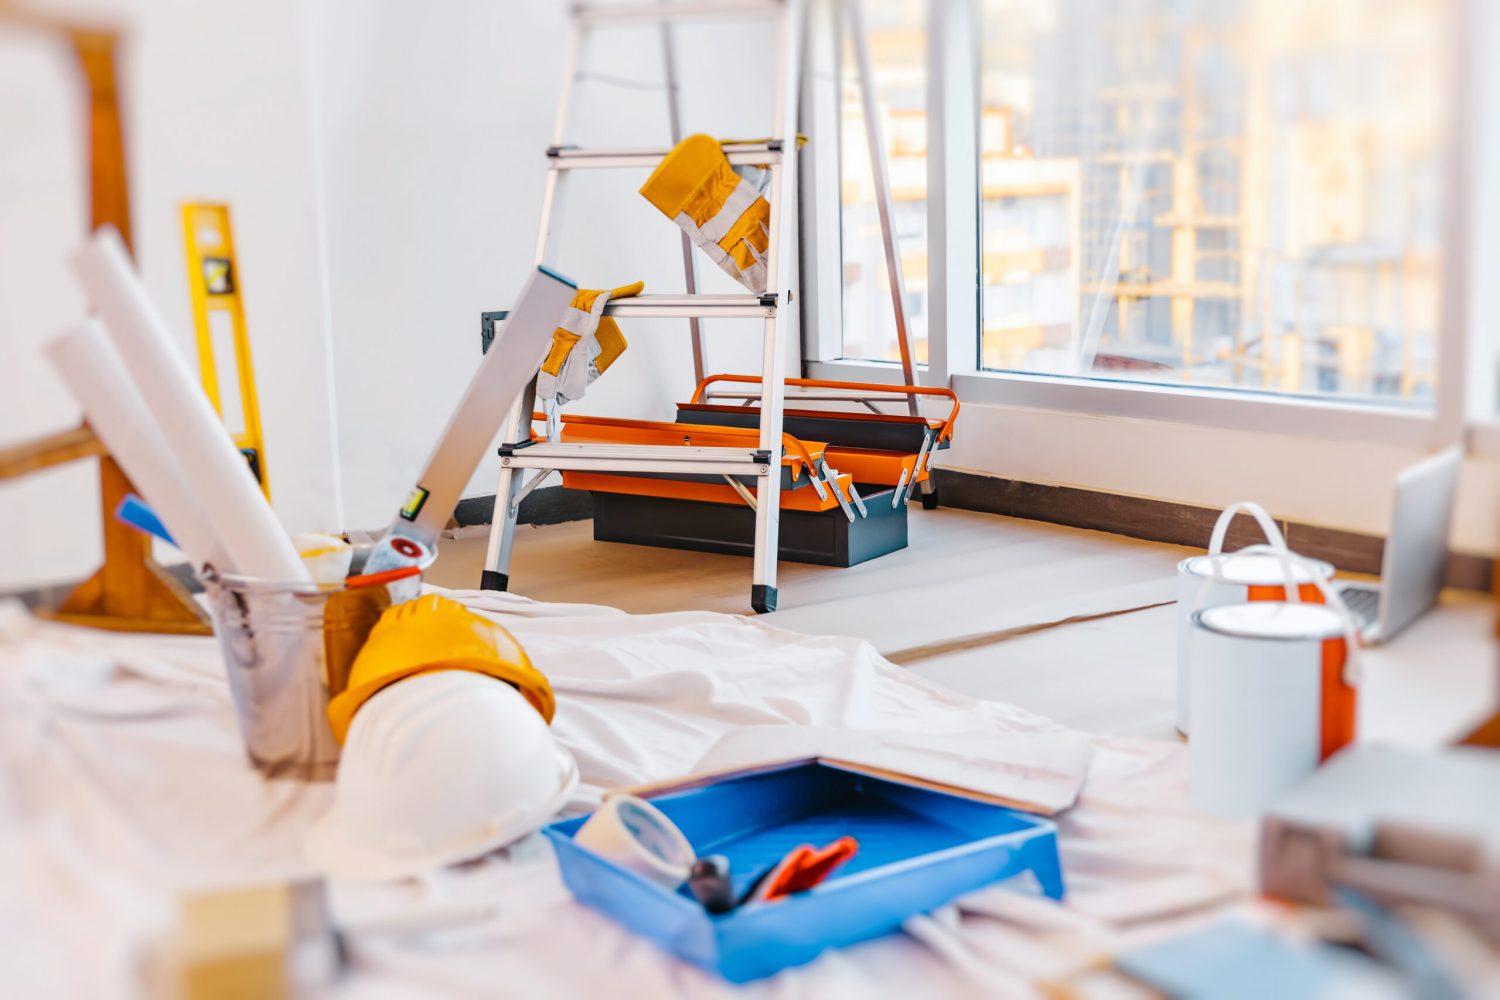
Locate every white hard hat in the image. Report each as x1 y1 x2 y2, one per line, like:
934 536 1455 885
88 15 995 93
305 669 578 881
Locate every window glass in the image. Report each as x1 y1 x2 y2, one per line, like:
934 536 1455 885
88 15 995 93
979 0 1447 406
839 0 928 365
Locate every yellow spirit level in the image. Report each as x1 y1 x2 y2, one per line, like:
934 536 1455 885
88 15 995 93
181 202 270 499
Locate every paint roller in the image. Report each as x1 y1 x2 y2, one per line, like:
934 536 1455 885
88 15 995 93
362 265 577 574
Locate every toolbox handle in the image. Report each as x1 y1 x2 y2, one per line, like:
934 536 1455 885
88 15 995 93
533 411 825 482
690 375 961 444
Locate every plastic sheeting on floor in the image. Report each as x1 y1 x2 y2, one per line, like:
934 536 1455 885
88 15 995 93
0 589 1252 999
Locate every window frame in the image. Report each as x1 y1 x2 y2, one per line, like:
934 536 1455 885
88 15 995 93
804 0 1487 455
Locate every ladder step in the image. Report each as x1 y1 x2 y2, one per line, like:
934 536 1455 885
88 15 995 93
501 442 773 477
483 293 775 325
548 143 783 171
604 294 775 318
574 0 781 26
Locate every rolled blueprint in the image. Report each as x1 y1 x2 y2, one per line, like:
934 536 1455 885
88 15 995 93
71 227 308 582
46 320 222 570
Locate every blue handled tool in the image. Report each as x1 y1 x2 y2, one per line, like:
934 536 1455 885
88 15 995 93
115 493 177 547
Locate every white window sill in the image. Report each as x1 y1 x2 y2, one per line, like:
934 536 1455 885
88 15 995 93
805 358 928 385
807 358 1444 450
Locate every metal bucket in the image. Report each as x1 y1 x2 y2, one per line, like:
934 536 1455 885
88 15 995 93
200 570 388 780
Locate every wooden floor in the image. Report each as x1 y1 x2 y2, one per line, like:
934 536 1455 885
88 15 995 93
427 506 1495 743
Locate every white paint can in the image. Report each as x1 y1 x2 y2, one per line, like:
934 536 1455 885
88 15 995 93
1175 500 1334 736
1176 551 1334 734
1188 601 1357 818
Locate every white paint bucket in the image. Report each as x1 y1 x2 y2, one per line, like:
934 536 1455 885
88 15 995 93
1188 600 1358 818
1175 502 1334 735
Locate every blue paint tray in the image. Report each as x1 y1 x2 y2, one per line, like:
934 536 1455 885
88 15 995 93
544 760 1064 982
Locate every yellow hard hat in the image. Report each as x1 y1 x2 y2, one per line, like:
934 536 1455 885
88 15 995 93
326 594 554 743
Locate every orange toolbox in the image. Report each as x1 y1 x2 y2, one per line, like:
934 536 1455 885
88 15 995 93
542 379 958 568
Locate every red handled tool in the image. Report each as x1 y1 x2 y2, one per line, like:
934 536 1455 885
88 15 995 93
343 565 422 591
745 837 859 905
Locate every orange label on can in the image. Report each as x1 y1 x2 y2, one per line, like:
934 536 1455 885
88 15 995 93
1320 636 1356 761
1246 583 1352 759
1247 583 1325 603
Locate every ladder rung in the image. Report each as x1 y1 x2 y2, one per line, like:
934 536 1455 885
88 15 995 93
604 294 775 318
502 442 773 476
574 0 781 26
484 293 775 324
548 143 783 171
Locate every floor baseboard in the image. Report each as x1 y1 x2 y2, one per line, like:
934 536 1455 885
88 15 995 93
932 468 1492 593
453 485 593 529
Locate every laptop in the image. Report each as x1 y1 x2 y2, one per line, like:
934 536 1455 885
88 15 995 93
1336 445 1462 645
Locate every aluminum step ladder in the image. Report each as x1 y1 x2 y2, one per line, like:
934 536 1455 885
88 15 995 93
481 0 803 614
480 0 922 613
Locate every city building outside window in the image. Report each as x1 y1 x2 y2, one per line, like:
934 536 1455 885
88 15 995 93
976 0 1448 407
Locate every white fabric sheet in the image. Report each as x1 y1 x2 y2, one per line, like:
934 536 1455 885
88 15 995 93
0 589 1252 999
688 726 1095 815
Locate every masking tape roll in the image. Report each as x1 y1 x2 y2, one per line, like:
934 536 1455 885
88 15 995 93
572 795 693 890
294 532 353 586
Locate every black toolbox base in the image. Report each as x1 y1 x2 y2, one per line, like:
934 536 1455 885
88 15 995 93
590 487 908 568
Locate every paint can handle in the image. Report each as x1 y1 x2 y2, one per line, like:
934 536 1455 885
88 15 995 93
1207 500 1287 557
1201 501 1301 605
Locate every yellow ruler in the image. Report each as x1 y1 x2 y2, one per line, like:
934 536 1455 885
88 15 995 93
181 202 271 500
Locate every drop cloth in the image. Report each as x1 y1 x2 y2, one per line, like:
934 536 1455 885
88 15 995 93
0 589 1252 999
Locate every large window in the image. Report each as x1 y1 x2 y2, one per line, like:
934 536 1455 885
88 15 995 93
977 0 1448 406
838 0 928 365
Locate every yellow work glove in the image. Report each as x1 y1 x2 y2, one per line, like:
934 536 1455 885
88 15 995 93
641 135 770 293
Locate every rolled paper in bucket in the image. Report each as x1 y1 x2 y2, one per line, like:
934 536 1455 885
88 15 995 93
45 320 221 570
72 227 307 583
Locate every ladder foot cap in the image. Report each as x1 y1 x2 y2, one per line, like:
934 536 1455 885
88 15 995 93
480 570 509 592
751 584 778 614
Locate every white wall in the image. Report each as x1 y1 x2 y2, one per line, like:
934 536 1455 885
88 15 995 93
0 0 341 589
308 1 781 531
0 29 95 589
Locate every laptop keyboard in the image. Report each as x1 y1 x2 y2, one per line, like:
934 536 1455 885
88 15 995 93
1338 585 1380 629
